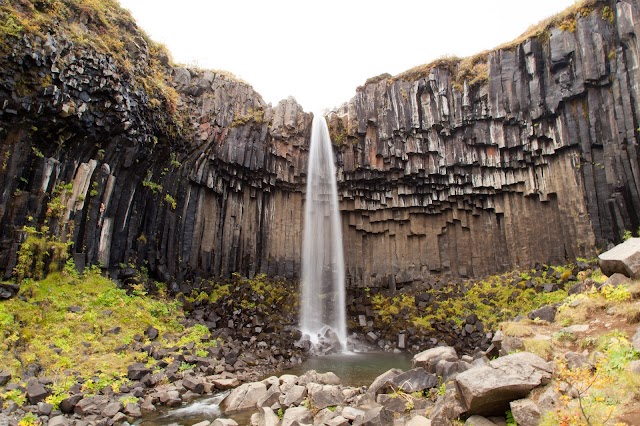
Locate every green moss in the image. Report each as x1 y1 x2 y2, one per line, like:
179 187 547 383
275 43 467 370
164 193 177 210
602 6 615 24
231 107 265 127
0 266 216 396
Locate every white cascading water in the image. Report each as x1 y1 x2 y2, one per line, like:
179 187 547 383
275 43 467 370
300 114 347 350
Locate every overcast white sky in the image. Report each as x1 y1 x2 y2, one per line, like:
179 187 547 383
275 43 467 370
118 0 575 112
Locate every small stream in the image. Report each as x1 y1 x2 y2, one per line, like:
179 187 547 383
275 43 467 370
138 351 412 425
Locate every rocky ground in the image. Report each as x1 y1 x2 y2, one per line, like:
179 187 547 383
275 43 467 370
204 268 640 426
2 251 640 425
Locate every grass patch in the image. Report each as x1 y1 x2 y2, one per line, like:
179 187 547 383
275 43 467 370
0 266 215 396
523 337 553 360
502 321 536 337
541 334 639 425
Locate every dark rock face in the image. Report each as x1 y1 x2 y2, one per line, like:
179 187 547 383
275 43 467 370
1 0 640 288
330 1 640 287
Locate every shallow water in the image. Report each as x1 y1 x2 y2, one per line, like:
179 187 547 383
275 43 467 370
284 351 413 387
139 351 413 425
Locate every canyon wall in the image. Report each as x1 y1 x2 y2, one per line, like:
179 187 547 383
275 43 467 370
0 0 639 288
332 0 640 286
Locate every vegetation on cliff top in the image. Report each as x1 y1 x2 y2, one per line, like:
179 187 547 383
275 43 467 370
0 0 179 116
387 0 606 89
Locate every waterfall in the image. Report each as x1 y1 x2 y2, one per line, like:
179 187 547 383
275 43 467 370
300 114 347 351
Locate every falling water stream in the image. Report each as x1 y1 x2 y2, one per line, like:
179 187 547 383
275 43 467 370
138 116 408 425
299 114 347 349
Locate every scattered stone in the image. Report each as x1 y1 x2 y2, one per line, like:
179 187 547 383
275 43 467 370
127 363 152 381
222 382 268 414
599 238 640 279
559 324 589 334
601 273 631 288
317 372 341 385
102 402 123 417
386 368 438 393
280 384 306 407
509 398 541 426
124 402 142 417
281 406 313 426
528 305 557 322
36 401 53 415
74 398 99 416
183 376 205 394
0 371 11 386
212 377 241 390
632 327 640 352
406 415 431 426
367 368 403 396
256 384 281 409
565 352 589 370
192 421 211 426
60 394 83 414
360 406 394 425
366 332 379 343
464 415 497 426
310 386 344 410
158 390 181 405
429 388 466 426
455 352 553 416
627 360 640 374
26 381 49 405
359 315 367 327
412 347 458 373
47 415 69 426
250 406 280 426
112 412 128 424
212 420 239 426
326 416 350 426
145 326 159 341
377 393 411 413
342 406 365 421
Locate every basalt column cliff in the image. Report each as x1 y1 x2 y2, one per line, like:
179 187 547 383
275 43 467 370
330 0 640 287
0 0 639 288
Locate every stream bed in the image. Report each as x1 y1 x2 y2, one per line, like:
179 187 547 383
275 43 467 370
138 351 413 425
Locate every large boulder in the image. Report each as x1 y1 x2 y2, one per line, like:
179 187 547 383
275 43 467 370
281 406 313 426
455 352 553 416
280 384 307 408
406 415 432 426
510 398 541 426
26 381 50 405
367 368 403 396
310 385 344 410
429 388 466 426
385 368 438 393
413 347 458 373
222 382 268 414
250 406 280 426
599 238 640 279
359 406 394 425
